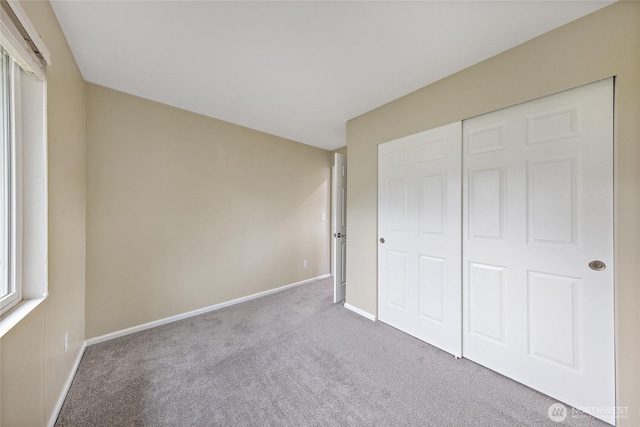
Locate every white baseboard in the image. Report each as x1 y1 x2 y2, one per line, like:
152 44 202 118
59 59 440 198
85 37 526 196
86 274 331 346
344 302 376 321
47 341 86 427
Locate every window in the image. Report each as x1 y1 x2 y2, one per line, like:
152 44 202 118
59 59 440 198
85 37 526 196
0 47 20 315
0 0 50 332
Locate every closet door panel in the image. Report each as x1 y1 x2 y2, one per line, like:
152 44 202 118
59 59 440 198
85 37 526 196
462 79 614 424
378 121 462 357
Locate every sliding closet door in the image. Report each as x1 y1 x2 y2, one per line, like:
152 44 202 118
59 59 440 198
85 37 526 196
378 122 462 357
462 79 614 424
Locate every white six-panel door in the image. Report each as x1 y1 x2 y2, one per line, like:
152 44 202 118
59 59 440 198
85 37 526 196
378 122 462 357
462 79 614 424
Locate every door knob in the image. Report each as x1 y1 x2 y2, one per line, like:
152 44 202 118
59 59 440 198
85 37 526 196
589 260 606 271
379 237 385 244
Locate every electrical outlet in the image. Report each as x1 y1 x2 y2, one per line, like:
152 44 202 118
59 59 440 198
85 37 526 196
64 331 69 353
303 260 308 268
321 213 325 221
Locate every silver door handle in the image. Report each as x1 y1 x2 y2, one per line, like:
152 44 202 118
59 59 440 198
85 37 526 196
589 260 606 271
379 237 385 244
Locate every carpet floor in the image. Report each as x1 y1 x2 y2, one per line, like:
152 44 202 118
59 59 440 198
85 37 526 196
56 278 608 426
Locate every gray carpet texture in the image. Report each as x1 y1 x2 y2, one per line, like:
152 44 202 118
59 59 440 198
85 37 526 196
56 278 608 426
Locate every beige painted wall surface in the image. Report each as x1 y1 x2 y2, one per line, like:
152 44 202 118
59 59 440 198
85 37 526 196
0 0 86 425
1 305 46 426
346 2 639 424
86 84 331 338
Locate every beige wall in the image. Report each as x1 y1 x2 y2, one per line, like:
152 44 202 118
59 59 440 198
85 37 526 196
346 1 639 424
85 84 331 339
1 0 86 425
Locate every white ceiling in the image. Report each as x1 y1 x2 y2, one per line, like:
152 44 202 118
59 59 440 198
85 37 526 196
50 1 612 151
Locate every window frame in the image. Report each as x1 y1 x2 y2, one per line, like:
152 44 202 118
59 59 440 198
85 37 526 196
0 0 49 337
0 49 21 316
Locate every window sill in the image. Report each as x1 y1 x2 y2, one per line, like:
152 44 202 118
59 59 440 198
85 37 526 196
0 297 47 338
